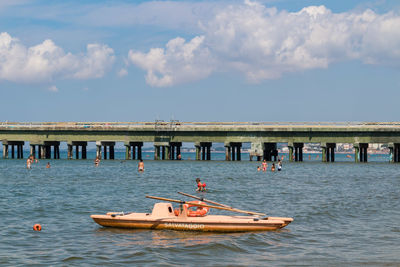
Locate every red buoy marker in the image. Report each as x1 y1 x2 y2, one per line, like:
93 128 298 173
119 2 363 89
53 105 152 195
33 224 42 231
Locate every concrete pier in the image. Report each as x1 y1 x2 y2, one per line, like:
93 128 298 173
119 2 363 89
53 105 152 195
195 142 212 160
291 143 303 162
263 143 278 161
169 142 182 160
2 121 400 163
227 142 241 161
388 143 400 163
154 142 169 160
125 142 143 160
96 141 115 160
322 143 336 162
67 141 87 159
356 143 369 162
2 141 24 159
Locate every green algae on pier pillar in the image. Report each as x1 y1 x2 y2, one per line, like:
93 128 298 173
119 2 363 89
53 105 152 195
288 143 294 162
224 142 231 161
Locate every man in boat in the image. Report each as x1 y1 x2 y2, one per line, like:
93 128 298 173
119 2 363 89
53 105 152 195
195 178 206 192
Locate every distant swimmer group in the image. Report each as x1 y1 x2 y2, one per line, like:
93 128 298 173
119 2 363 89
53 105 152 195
257 159 282 172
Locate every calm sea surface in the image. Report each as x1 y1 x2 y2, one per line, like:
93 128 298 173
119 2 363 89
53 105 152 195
0 152 399 266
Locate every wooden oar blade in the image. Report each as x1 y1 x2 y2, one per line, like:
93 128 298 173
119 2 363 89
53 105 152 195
147 195 266 216
177 192 232 208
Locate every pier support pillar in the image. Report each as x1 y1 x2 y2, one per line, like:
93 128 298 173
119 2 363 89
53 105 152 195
75 145 80 159
293 143 304 162
96 144 101 159
170 142 182 160
356 143 369 162
195 143 201 160
2 144 8 159
322 143 336 162
67 142 87 160
154 145 160 160
154 142 169 160
194 142 211 160
96 141 115 160
354 144 359 163
125 142 144 160
165 145 170 160
263 143 278 161
3 141 25 159
224 143 231 161
125 145 131 160
388 143 400 163
30 145 35 159
82 145 86 159
288 143 294 162
322 145 327 162
40 145 46 159
68 145 73 159
229 142 241 161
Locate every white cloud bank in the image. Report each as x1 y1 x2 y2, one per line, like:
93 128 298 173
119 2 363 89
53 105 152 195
0 32 115 83
128 1 400 87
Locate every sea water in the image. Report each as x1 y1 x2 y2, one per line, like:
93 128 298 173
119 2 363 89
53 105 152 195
0 153 399 266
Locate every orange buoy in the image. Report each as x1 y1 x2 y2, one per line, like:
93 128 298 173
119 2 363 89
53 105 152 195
185 201 209 217
33 224 42 231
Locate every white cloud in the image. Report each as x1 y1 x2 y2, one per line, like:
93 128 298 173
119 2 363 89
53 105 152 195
48 85 58 92
128 1 400 86
117 68 128 77
128 36 214 87
0 32 115 83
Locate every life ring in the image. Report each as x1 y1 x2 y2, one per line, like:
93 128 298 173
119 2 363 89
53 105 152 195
33 224 42 231
186 201 209 217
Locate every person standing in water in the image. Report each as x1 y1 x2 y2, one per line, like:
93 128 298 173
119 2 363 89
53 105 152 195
26 156 32 169
271 163 276 172
94 156 100 167
262 160 268 172
277 159 282 171
46 162 51 168
196 178 206 192
138 159 144 172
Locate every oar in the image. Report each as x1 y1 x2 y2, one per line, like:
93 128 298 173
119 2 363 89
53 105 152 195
146 195 266 216
177 191 232 208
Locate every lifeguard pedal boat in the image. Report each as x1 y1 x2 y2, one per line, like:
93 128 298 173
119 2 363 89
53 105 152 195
91 192 293 232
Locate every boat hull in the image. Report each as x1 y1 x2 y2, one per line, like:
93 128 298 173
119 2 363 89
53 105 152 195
91 214 292 232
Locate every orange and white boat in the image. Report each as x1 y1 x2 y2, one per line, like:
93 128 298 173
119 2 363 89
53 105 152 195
91 194 293 232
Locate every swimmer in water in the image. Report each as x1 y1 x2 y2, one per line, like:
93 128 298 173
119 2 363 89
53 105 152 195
138 159 144 172
26 156 32 169
262 160 268 172
257 166 261 172
277 159 282 171
94 156 100 167
196 178 206 192
271 163 275 172
46 162 51 169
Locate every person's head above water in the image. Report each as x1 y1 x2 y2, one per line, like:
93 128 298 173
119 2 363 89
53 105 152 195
196 178 200 183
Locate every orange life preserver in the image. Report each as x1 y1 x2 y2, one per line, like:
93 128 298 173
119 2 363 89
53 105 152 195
185 201 209 217
33 224 42 231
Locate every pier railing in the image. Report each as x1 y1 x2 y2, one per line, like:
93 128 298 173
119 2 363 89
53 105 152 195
1 121 400 129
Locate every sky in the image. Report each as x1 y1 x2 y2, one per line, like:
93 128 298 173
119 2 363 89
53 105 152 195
1 0 400 122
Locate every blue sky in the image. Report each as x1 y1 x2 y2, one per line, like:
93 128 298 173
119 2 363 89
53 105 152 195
0 0 399 122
